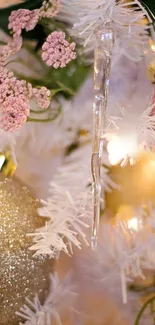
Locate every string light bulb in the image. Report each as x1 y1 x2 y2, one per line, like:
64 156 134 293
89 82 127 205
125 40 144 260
107 134 138 166
149 39 155 53
127 217 143 232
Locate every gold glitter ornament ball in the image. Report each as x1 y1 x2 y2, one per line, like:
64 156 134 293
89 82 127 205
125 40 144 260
0 175 52 325
147 60 155 83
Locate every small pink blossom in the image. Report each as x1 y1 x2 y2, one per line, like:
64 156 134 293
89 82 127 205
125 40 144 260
39 0 61 18
42 31 76 69
8 9 39 36
0 70 31 103
0 70 30 131
0 67 13 84
0 67 52 132
0 69 30 131
33 87 51 109
0 95 29 132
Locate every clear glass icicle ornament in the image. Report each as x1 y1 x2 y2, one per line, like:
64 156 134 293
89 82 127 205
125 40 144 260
91 21 114 249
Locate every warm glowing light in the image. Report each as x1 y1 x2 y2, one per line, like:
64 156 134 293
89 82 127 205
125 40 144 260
107 136 123 165
107 134 138 165
143 159 155 181
151 44 155 53
149 39 155 53
0 155 5 170
128 217 142 232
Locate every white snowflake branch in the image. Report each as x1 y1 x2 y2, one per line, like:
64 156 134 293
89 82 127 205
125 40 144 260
28 137 116 257
59 0 152 62
79 204 155 304
29 188 91 257
17 272 77 325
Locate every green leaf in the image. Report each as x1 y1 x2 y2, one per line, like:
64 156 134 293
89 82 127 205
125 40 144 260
40 18 70 37
15 58 91 99
51 86 75 97
44 59 91 98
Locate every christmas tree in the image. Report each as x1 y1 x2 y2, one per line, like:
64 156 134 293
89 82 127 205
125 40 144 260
0 1 155 324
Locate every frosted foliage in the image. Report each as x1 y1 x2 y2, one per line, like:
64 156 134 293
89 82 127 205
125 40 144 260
29 188 91 257
106 99 155 165
17 272 77 325
80 207 155 304
59 0 152 62
29 139 117 257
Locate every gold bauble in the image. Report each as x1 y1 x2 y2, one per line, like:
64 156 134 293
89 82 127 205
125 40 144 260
147 61 155 83
105 152 155 216
0 175 52 325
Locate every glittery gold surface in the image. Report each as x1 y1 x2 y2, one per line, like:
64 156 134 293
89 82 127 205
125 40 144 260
0 175 52 325
147 61 155 83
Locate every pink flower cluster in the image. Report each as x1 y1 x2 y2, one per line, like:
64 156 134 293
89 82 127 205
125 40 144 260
33 87 51 109
0 68 30 132
8 0 61 36
0 0 78 133
6 1 77 71
8 9 39 36
0 68 51 132
6 1 62 64
42 31 76 68
1 95 29 132
39 0 61 18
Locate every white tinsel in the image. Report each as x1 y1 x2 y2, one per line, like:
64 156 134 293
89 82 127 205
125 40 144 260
17 272 77 325
29 137 118 257
106 98 155 165
77 204 155 305
29 188 91 257
59 0 152 62
51 143 117 195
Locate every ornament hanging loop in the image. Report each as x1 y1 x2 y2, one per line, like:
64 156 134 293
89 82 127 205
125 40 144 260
91 21 114 249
